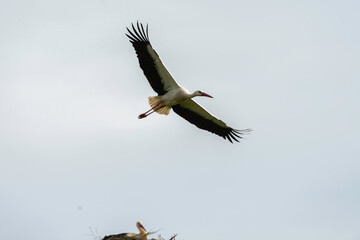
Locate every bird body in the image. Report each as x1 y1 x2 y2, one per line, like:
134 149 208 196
126 22 251 143
141 88 213 119
102 222 148 240
163 87 213 106
162 87 192 106
102 233 137 240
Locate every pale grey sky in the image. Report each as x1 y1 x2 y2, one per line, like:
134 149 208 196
1 0 360 240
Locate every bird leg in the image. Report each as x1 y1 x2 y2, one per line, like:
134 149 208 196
138 109 154 119
138 103 163 119
138 109 153 119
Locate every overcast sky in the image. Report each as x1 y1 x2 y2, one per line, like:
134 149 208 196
1 0 360 240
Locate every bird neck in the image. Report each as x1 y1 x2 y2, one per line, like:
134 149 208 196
139 228 147 238
189 92 198 98
139 231 148 240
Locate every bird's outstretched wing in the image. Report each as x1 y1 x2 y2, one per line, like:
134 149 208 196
126 22 180 95
172 100 251 143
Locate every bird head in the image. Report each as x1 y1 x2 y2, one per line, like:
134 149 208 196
136 221 147 235
194 90 213 98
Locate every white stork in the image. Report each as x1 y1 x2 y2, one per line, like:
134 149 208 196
126 22 251 143
102 221 148 240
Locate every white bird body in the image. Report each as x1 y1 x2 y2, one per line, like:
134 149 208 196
161 87 206 106
126 22 251 143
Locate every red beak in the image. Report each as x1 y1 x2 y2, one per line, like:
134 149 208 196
201 92 213 98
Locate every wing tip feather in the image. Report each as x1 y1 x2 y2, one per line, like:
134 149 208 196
223 128 252 143
126 21 150 43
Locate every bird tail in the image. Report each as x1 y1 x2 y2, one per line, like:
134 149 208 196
148 96 171 115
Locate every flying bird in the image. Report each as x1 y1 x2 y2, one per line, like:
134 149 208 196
102 221 148 240
126 22 251 143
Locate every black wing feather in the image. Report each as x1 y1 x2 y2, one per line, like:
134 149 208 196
126 22 166 95
102 233 138 240
172 104 251 143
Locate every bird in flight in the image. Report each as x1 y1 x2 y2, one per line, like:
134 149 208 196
126 22 251 143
